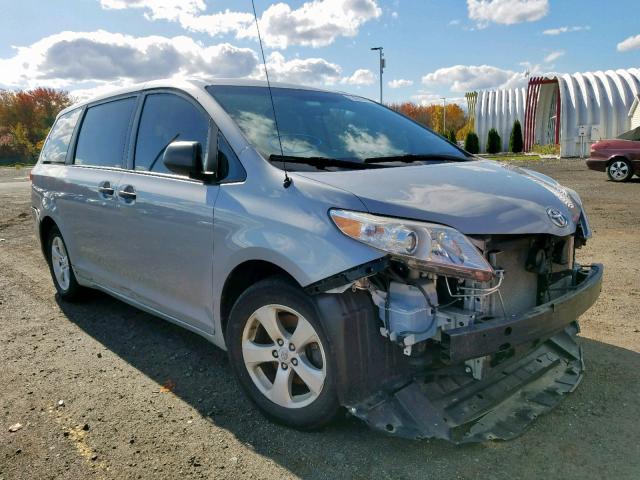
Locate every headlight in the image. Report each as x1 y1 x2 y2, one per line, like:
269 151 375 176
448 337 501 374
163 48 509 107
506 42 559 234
330 209 494 282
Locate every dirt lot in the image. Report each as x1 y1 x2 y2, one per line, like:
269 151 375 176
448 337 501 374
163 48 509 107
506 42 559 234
1 160 639 479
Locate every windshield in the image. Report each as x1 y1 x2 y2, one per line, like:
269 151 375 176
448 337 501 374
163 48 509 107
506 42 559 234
207 85 468 171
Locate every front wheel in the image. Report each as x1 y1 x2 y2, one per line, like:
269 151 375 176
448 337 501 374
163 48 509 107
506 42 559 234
226 277 340 430
607 158 633 182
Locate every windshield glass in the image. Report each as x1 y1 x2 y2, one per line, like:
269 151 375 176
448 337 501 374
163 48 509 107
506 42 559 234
207 85 467 170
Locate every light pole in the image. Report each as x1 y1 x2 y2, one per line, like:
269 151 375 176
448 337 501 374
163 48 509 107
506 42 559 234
441 97 447 134
371 47 385 103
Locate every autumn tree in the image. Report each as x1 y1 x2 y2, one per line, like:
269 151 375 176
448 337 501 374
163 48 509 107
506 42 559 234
0 88 72 162
388 102 432 127
388 102 467 135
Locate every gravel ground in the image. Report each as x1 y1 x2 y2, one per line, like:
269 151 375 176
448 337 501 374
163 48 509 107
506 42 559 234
1 160 639 480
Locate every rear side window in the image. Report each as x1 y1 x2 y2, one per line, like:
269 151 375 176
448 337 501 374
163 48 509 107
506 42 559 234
40 109 82 164
74 97 137 167
134 93 209 174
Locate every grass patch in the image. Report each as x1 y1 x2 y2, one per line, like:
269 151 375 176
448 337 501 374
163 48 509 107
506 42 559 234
480 153 538 162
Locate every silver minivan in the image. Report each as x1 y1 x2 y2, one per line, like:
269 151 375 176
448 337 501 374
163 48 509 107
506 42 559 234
31 79 602 443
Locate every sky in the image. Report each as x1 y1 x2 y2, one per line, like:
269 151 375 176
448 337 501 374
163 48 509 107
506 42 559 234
0 0 639 105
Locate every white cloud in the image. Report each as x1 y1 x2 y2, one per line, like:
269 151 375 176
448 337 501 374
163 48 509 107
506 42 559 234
467 0 548 27
617 34 640 52
411 91 465 106
262 52 343 85
341 69 376 86
421 64 529 92
448 19 461 26
98 0 382 50
543 50 565 63
542 25 590 35
0 28 358 95
99 0 204 20
388 78 413 88
240 0 382 49
0 30 258 89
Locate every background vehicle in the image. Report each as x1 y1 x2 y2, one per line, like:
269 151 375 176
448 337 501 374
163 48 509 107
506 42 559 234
587 130 640 182
31 79 602 443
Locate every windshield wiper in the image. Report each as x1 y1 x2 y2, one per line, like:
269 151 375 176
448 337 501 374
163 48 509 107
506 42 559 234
363 153 469 164
269 154 384 170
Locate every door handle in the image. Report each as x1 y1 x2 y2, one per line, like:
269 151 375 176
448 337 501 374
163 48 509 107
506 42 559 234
98 182 114 196
118 185 137 201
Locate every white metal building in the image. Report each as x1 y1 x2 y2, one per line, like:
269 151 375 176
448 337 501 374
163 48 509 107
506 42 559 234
473 88 526 153
630 94 640 130
467 68 640 156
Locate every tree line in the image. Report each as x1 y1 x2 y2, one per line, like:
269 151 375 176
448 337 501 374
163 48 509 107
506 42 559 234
388 102 470 142
388 101 525 155
0 88 72 164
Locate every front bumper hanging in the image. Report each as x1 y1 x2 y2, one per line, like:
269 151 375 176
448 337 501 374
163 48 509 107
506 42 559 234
316 264 602 443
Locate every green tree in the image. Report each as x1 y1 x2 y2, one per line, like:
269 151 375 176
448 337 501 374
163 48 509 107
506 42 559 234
464 131 480 154
448 129 457 143
486 128 502 154
509 120 524 153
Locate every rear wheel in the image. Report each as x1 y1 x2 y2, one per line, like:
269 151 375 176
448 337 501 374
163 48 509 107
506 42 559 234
607 158 633 182
46 226 84 301
226 277 339 429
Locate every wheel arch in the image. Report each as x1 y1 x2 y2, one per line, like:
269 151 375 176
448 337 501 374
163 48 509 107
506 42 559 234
38 215 59 259
219 259 299 340
607 154 631 165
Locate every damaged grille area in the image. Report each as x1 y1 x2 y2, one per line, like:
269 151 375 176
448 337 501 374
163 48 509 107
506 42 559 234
307 231 602 442
353 233 580 361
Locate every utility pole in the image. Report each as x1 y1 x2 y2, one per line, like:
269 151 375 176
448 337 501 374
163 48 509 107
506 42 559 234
371 47 385 103
441 97 447 134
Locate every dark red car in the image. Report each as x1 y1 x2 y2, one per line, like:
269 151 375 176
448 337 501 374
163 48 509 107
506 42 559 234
587 128 640 182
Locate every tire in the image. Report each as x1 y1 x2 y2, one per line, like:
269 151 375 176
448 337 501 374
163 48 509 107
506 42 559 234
226 276 340 430
607 158 633 182
46 226 84 301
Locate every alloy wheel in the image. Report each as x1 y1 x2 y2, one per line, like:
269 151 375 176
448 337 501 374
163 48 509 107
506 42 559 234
241 304 326 409
51 236 71 291
609 160 630 181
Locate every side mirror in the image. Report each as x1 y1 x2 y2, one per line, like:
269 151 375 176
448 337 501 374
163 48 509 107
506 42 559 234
163 141 202 177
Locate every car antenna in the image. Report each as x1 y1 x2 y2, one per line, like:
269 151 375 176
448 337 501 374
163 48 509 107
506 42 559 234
251 0 291 188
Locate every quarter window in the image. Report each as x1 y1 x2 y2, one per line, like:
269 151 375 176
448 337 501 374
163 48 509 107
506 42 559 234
74 97 137 167
40 109 82 164
134 93 209 174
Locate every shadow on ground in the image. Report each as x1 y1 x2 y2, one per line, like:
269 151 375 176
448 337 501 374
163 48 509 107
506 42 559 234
56 290 640 479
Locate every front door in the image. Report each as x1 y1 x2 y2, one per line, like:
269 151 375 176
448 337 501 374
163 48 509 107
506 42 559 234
111 92 217 334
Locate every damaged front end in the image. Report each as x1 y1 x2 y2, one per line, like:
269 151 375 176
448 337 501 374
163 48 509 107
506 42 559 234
308 226 602 443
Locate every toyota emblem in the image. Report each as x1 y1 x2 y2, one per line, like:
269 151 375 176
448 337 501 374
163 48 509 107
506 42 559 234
546 207 568 228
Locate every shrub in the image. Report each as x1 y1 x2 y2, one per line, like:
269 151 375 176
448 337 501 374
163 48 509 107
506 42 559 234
509 120 524 153
464 131 480 154
486 128 502 154
448 129 457 143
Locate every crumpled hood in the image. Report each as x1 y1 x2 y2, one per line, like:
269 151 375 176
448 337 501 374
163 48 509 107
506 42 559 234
298 160 583 235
